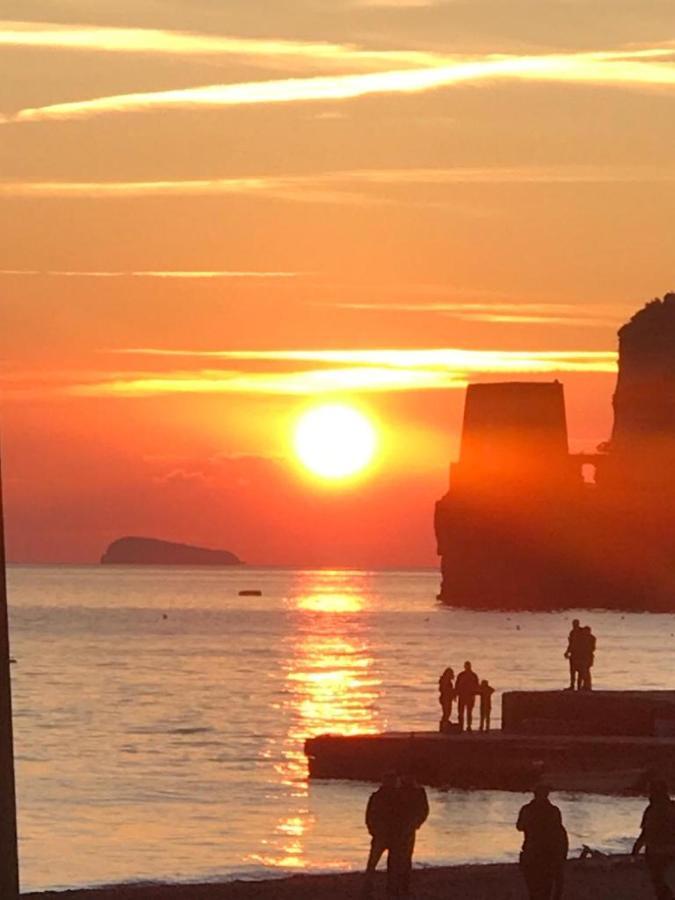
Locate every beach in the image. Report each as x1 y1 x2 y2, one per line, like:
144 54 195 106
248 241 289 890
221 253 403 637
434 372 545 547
26 857 656 899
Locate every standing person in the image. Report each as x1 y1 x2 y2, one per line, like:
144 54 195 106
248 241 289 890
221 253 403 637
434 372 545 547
438 666 455 730
389 773 429 899
577 626 597 691
516 785 568 900
564 619 582 690
632 779 675 900
479 679 495 732
362 772 399 899
455 661 480 732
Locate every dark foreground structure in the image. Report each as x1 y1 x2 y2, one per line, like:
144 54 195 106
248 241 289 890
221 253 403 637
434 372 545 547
305 691 675 794
435 294 675 609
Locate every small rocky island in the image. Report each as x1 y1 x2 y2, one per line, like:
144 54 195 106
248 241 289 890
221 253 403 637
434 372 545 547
101 536 243 566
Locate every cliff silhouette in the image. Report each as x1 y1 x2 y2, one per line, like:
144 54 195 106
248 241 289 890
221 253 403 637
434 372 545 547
435 293 675 610
101 537 243 566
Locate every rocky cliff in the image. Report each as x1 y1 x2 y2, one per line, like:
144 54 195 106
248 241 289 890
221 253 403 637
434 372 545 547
101 536 243 566
435 293 675 610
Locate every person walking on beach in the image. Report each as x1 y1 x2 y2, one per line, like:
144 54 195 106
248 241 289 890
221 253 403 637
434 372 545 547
632 779 675 900
438 666 455 730
362 772 400 899
516 785 568 900
455 661 480 732
389 773 429 899
577 626 596 691
564 619 582 690
479 679 495 732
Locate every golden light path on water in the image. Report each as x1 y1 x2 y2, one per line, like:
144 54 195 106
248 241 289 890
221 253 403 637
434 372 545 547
250 574 381 869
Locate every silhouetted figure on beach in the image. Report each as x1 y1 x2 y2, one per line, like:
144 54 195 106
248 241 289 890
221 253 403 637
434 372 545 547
388 773 429 899
516 785 568 900
479 679 495 732
564 619 582 690
577 626 596 691
455 661 480 732
438 666 455 729
362 772 400 898
632 779 675 900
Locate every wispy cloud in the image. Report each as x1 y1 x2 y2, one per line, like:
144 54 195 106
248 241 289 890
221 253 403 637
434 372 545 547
71 366 465 397
111 346 618 374
330 300 629 327
2 165 673 205
0 269 301 279
350 0 443 6
0 20 438 71
8 46 675 123
3 347 617 401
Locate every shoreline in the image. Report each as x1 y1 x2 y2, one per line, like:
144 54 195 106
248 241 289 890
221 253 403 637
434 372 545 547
25 856 656 899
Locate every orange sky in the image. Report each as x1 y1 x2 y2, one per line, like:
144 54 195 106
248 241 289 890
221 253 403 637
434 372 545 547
1 2 673 565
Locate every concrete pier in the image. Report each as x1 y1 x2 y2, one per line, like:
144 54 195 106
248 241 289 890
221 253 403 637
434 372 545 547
305 691 675 794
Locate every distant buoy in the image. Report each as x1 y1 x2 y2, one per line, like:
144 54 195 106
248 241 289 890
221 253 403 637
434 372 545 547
239 589 262 597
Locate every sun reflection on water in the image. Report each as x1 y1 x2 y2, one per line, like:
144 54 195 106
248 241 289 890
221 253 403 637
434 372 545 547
296 593 364 613
252 572 383 870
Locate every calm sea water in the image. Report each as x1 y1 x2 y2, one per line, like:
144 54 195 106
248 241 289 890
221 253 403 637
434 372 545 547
8 565 675 892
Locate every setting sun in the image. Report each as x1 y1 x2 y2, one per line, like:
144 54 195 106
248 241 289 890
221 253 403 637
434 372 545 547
293 404 377 480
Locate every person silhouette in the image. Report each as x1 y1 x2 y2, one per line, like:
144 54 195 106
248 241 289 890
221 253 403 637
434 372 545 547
632 779 675 900
362 772 400 899
438 666 455 730
577 626 596 691
564 619 582 690
479 679 495 732
516 785 568 900
388 772 429 899
455 661 480 732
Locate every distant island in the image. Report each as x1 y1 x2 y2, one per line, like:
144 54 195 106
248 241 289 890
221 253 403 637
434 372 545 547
100 536 243 566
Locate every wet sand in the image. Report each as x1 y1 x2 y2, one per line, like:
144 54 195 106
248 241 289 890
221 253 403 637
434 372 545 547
26 856 655 899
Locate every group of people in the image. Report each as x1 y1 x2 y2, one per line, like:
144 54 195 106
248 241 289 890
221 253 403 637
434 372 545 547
564 619 597 690
363 777 675 900
438 660 495 732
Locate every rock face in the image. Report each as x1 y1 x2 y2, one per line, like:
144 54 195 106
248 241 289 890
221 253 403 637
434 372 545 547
101 536 243 566
435 293 675 610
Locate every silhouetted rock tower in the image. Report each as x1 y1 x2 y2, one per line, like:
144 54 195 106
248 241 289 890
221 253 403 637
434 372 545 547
435 293 675 610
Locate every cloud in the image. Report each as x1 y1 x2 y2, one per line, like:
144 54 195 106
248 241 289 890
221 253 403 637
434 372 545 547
0 175 367 205
8 46 675 123
2 165 673 205
330 300 630 327
2 346 617 401
70 366 467 396
0 20 438 71
112 347 617 374
0 269 301 279
349 0 443 6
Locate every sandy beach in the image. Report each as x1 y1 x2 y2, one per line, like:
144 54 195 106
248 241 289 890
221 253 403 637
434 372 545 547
26 856 657 899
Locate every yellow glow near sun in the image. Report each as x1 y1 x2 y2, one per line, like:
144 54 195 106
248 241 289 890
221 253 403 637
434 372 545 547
293 404 377 480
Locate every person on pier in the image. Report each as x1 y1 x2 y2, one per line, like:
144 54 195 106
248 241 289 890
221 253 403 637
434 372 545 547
479 679 495 732
564 619 582 690
438 666 455 730
632 779 675 900
516 784 568 900
455 661 480 732
362 772 400 899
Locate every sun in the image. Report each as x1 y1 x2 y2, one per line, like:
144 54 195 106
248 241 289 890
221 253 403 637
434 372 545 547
293 404 377 480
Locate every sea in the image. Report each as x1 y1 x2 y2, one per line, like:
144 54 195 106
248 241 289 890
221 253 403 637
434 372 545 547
8 564 674 892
